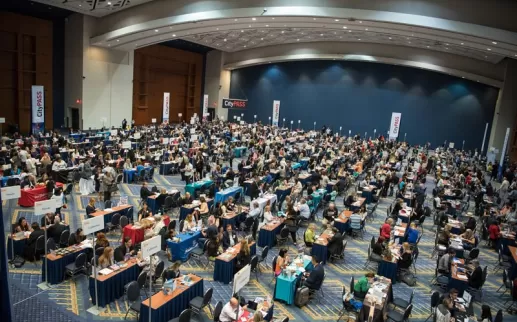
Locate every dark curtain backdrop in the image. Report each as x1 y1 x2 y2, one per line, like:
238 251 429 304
228 60 498 150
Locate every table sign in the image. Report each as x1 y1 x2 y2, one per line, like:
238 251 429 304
134 132 141 139
82 216 105 235
152 118 157 124
110 129 118 136
35 199 56 215
233 264 251 294
122 141 132 149
1 186 20 200
142 235 161 258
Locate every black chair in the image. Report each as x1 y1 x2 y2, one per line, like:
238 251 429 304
189 287 213 317
64 183 73 203
330 240 347 263
386 303 412 322
95 247 105 257
392 290 414 310
64 253 87 280
179 220 185 233
250 255 259 280
497 269 512 296
212 301 223 322
152 261 165 286
34 235 45 262
105 200 112 209
169 309 192 322
494 309 503 322
68 232 77 246
424 292 440 322
120 215 129 231
115 174 123 184
465 248 479 264
106 213 121 232
163 196 174 213
241 216 255 235
47 238 57 252
349 277 355 298
269 255 278 285
124 281 141 320
276 226 290 247
337 285 358 321
168 219 176 231
137 271 149 297
258 246 269 270
59 230 70 248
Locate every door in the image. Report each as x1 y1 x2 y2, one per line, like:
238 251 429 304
71 108 80 130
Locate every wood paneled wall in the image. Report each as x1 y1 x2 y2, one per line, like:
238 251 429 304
0 12 53 133
133 45 203 124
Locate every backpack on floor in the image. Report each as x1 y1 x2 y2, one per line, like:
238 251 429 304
12 255 25 268
294 286 310 307
400 272 416 286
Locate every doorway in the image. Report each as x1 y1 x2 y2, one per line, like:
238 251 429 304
71 108 80 130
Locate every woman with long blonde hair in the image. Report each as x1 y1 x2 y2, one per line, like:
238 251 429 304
98 247 114 268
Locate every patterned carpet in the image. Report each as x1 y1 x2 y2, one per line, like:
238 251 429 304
4 166 517 322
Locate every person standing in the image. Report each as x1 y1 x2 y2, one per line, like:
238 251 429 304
122 118 127 130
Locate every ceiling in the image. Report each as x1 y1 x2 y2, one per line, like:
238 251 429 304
0 0 72 20
31 0 154 17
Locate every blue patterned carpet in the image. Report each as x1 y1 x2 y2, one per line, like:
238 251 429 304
4 166 517 322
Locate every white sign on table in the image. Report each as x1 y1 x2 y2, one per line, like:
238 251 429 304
141 236 161 258
152 118 157 124
1 186 21 200
122 141 132 149
35 199 56 215
232 264 251 294
110 129 118 136
82 216 105 235
162 138 169 144
134 132 141 139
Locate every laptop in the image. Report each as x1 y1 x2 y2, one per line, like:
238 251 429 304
456 291 472 305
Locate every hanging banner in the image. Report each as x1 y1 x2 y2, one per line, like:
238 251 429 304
203 94 209 117
31 85 45 134
222 98 247 109
163 92 170 122
272 100 280 126
388 112 402 140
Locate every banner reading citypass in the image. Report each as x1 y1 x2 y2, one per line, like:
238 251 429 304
222 98 247 109
31 85 45 134
389 112 402 140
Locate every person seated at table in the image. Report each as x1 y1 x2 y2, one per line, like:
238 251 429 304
163 261 182 280
460 229 476 250
95 232 110 250
114 237 136 262
297 198 311 220
207 236 222 260
398 242 413 271
180 192 193 206
220 297 248 322
464 213 477 231
182 213 197 232
13 217 32 234
20 174 36 189
74 228 86 244
343 192 357 209
327 227 344 259
391 198 404 216
438 248 456 276
226 196 236 212
406 222 420 244
52 154 67 171
380 218 393 240
136 250 160 276
98 247 115 269
139 181 154 201
438 224 452 246
137 202 152 221
152 215 165 235
281 196 292 212
304 223 317 247
235 239 251 272
123 158 132 170
435 298 453 322
291 178 303 199
222 224 238 250
467 259 483 289
303 255 325 292
199 196 209 215
191 208 201 222
261 205 275 224
371 236 385 262
24 222 45 261
322 203 338 224
488 220 501 250
247 201 261 220
86 197 98 218
275 248 290 276
353 272 375 300
47 216 66 244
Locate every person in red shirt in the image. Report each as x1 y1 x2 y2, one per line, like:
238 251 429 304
380 218 393 240
488 221 501 250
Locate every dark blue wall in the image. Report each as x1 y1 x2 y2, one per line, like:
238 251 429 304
228 60 498 150
52 18 65 129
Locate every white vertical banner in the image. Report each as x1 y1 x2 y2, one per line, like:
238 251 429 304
31 85 45 134
272 100 280 126
203 94 209 118
388 112 402 140
162 92 170 122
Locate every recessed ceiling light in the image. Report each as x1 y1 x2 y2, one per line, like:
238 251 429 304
348 30 352 32
234 19 238 21
427 46 430 48
261 38 263 40
216 28 219 30
297 39 300 41
252 17 256 21
249 25 251 27
359 21 362 23
281 31 285 33
154 29 159 32
358 38 361 41
445 43 449 45
320 34 323 36
515 54 517 57
272 18 275 20
411 34 414 36
135 44 138 46
172 34 176 37
445 47 449 50
492 41 497 45
266 25 269 27
244 45 247 47
116 39 119 42
487 48 492 51
365 28 368 31
335 19 339 22
485 56 488 58
388 37 392 39
108 44 111 46
79 4 81 6
268 61 271 63
408 41 411 43
339 36 342 38
313 18 316 20
460 42 464 45
223 39 227 41
284 24 287 27
343 26 347 29
107 1 111 5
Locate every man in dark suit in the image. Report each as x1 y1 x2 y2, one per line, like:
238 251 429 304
47 216 66 244
140 181 155 200
326 227 343 259
248 177 260 199
25 222 45 260
222 224 238 250
303 255 325 291
468 260 483 289
114 237 136 262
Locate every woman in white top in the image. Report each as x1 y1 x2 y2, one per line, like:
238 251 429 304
262 205 275 224
182 214 197 232
123 158 133 170
152 215 165 235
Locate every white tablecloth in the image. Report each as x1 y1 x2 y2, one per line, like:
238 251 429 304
250 193 278 211
79 178 95 195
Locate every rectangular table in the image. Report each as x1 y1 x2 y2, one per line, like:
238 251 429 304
350 197 366 212
393 223 407 244
7 236 27 260
42 244 90 284
358 276 393 322
215 186 243 204
159 161 178 175
312 231 333 264
179 198 213 221
221 210 247 231
508 246 517 280
185 179 213 196
89 259 140 307
298 173 312 185
214 242 256 284
19 182 64 207
397 207 413 224
91 205 133 224
275 185 292 203
377 244 400 284
147 191 179 214
250 194 278 211
167 231 202 262
334 210 352 234
258 219 285 248
448 258 469 296
123 216 170 244
274 257 313 305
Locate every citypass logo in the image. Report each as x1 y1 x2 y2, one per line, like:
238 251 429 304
392 116 400 134
36 90 43 117
223 99 247 109
164 95 169 114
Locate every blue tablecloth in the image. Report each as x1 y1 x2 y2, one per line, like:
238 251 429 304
215 186 243 204
299 175 312 186
377 260 398 284
97 131 111 138
274 259 313 305
159 163 175 175
451 226 462 235
275 187 292 205
100 207 132 224
221 212 246 231
361 190 374 204
311 189 326 210
500 237 516 256
234 147 247 158
42 249 88 284
138 279 204 322
124 166 152 183
398 213 410 224
185 180 213 196
312 243 328 265
70 133 85 141
7 238 26 260
300 159 309 170
291 163 302 170
89 263 140 307
334 220 350 235
147 196 159 214
179 200 213 221
1 176 9 187
448 277 468 297
326 182 335 194
213 244 257 284
167 231 202 262
258 224 284 248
